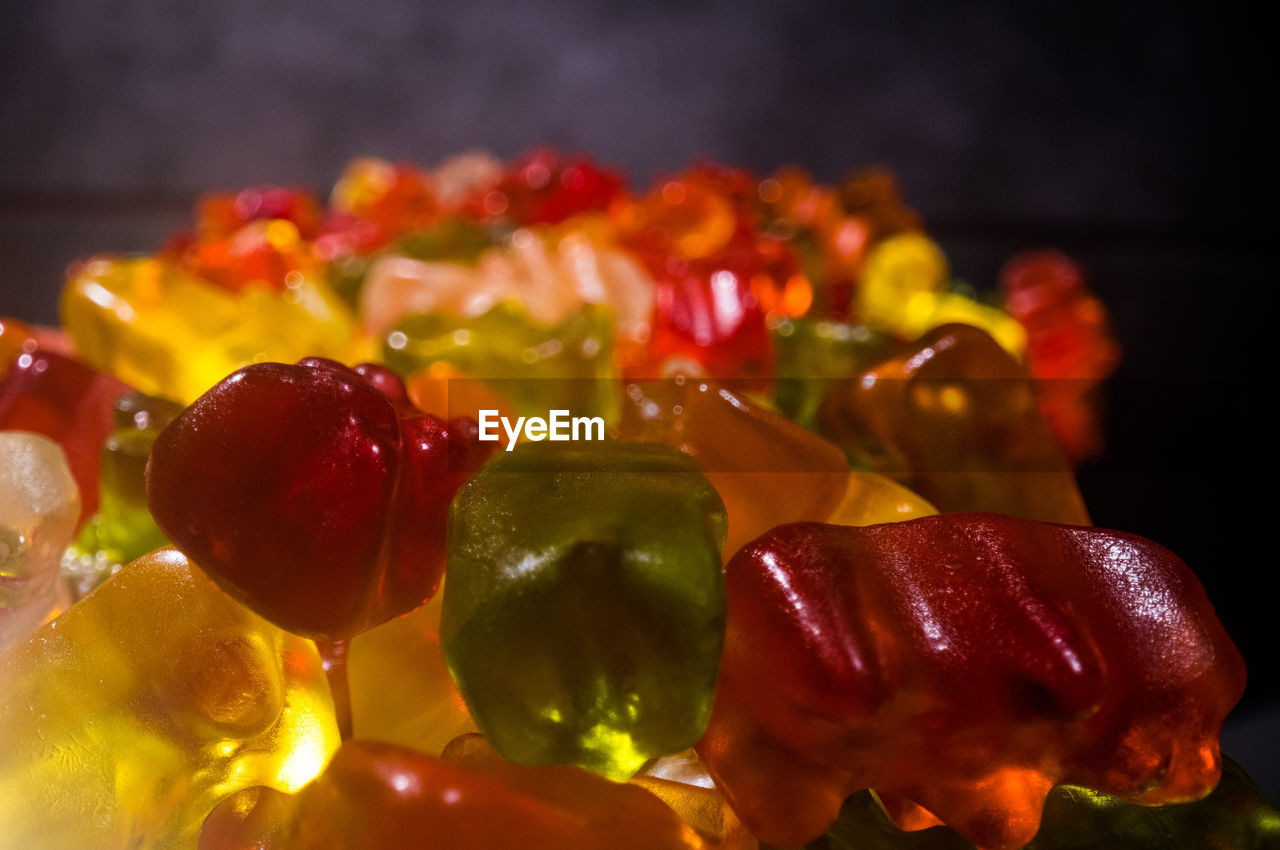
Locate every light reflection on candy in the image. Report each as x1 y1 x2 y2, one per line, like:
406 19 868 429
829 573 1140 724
0 548 340 849
0 431 78 652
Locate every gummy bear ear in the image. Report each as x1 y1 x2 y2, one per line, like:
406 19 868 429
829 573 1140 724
165 628 286 743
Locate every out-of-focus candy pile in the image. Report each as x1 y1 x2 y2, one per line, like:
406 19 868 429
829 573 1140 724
0 149 1272 850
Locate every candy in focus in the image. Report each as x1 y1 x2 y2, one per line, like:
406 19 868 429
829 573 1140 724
0 548 340 849
442 441 728 780
697 513 1246 849
0 348 130 526
146 357 491 639
2 146 1262 849
61 391 182 598
0 431 77 652
811 756 1279 849
199 736 705 850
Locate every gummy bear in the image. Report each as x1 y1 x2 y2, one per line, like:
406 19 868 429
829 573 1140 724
62 391 184 598
200 736 705 850
443 442 727 780
147 357 491 639
0 548 340 849
771 317 895 428
1001 250 1121 464
817 323 1090 524
383 302 619 425
615 165 774 383
0 431 78 652
635 749 759 849
615 378 850 558
347 579 479 755
162 185 323 294
0 348 130 526
480 147 626 227
696 514 1246 849
62 255 365 403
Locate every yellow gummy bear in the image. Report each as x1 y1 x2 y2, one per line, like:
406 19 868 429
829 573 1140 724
858 233 1025 358
348 582 479 757
826 471 938 527
61 256 369 403
0 548 340 850
858 232 949 332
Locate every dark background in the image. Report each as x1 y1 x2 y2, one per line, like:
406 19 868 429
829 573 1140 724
2 0 1275 798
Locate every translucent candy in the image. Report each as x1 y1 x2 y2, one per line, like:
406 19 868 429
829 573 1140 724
200 736 705 850
62 391 183 599
616 379 849 557
359 220 654 349
348 582 479 755
383 302 619 425
0 349 129 526
856 233 949 331
443 442 727 780
699 515 1246 848
0 431 78 652
61 256 366 403
814 757 1278 849
818 323 1090 524
0 548 340 849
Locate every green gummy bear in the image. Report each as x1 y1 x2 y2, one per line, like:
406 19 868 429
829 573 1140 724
772 317 892 430
63 392 183 598
442 441 728 781
395 216 496 265
809 757 1280 850
382 302 619 424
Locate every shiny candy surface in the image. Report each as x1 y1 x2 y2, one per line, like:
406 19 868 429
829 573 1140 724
771 317 894 428
810 757 1279 850
359 220 655 351
818 323 1090 524
617 167 775 383
61 255 364 404
147 357 491 638
697 514 1246 849
0 431 78 652
826 470 937 527
616 378 850 558
348 582 479 755
0 148 1243 848
443 442 727 780
0 548 339 850
0 348 129 526
63 391 183 598
383 301 619 425
1001 250 1121 464
200 737 704 850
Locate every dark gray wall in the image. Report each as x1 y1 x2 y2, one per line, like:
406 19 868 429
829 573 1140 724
1 1 1266 222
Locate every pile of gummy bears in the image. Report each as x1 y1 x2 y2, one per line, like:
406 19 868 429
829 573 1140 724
1 148 1275 849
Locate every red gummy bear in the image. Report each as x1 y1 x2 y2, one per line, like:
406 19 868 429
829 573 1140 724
146 357 492 639
696 513 1246 850
0 349 130 526
618 166 775 383
480 148 626 227
163 186 323 293
1001 251 1121 463
200 738 703 850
